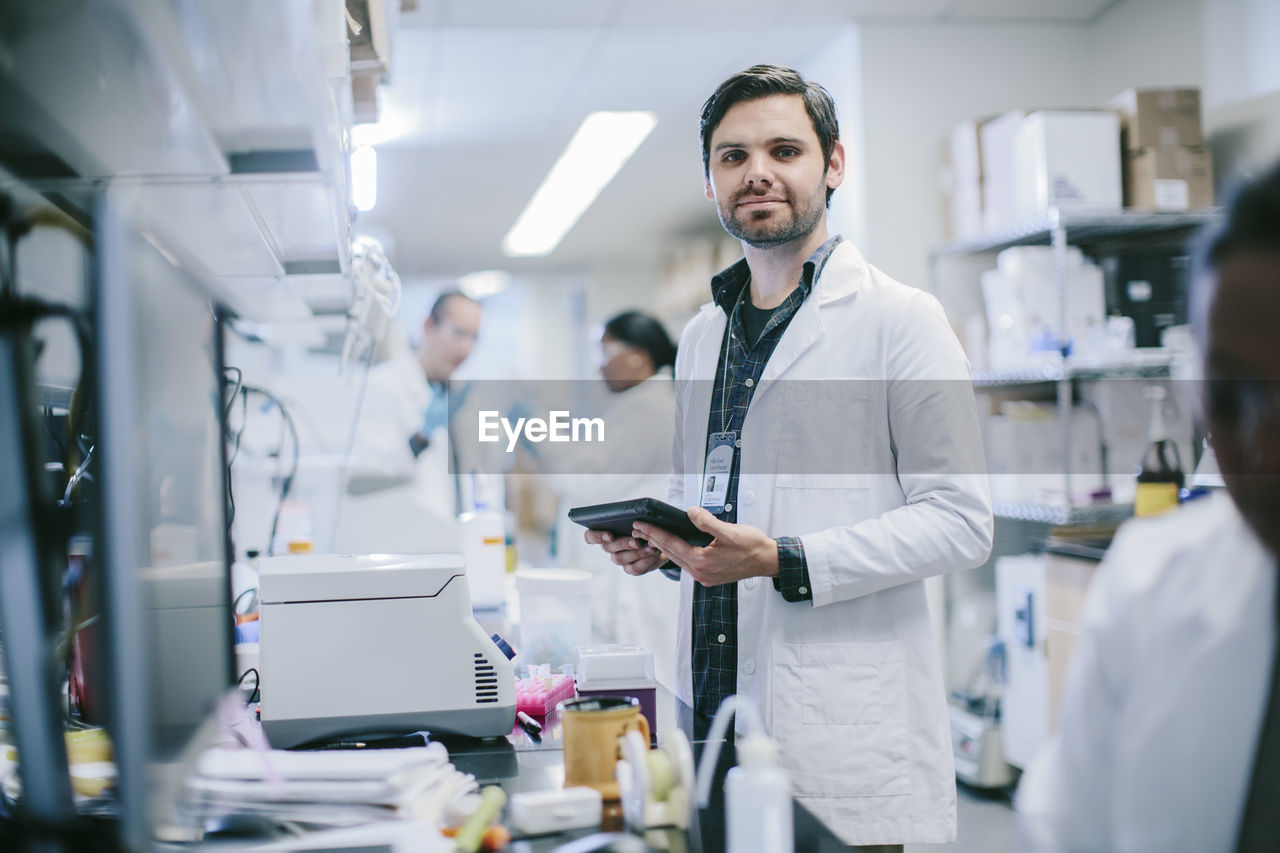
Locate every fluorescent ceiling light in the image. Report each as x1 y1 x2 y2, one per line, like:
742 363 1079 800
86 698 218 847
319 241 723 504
503 111 657 257
351 145 377 212
458 270 512 300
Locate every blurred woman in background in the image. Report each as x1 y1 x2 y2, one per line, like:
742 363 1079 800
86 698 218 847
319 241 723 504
555 311 680 688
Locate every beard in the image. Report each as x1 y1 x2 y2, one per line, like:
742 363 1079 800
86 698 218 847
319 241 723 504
717 183 827 249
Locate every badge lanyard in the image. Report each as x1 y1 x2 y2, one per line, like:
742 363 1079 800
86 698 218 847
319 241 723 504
700 282 749 513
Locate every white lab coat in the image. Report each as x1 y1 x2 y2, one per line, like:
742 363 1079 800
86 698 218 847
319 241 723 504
552 371 681 689
349 351 508 521
668 240 993 845
349 351 457 520
1016 492 1276 853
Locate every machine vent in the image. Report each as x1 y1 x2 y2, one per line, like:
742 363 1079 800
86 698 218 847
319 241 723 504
474 652 499 704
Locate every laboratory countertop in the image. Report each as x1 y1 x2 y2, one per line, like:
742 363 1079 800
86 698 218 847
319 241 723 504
433 687 847 853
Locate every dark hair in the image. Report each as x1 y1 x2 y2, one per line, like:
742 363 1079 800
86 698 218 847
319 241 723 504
1207 163 1280 266
603 311 677 371
700 64 840 206
1191 162 1280 348
428 290 479 323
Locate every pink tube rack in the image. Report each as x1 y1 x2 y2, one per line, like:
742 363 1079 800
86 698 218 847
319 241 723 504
515 665 576 717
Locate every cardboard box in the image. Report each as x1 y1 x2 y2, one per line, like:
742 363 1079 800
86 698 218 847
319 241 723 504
1108 87 1203 150
1124 145 1214 210
1014 110 1123 217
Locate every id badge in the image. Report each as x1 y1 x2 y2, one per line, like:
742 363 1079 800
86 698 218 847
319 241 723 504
700 431 736 513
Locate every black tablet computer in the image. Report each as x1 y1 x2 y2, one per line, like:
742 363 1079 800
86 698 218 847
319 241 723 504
567 497 713 547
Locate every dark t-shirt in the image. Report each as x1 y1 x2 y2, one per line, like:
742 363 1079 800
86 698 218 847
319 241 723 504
739 296 786 348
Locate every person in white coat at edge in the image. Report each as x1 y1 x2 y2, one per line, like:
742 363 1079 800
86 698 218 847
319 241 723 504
551 311 681 689
585 65 993 850
351 290 483 519
1016 163 1280 853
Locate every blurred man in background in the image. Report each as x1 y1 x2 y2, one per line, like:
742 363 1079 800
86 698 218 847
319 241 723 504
1017 163 1280 852
351 290 483 519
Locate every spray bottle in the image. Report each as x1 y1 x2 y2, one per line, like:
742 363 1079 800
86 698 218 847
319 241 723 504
1134 385 1184 517
695 695 793 853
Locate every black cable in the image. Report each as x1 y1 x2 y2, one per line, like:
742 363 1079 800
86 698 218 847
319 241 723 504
239 386 300 556
225 474 236 530
222 369 245 533
222 366 243 418
235 667 260 706
227 389 248 467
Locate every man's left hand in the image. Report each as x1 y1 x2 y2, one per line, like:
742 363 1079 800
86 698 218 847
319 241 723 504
633 507 778 587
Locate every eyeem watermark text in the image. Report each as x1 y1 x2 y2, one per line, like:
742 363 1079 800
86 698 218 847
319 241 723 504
478 410 605 452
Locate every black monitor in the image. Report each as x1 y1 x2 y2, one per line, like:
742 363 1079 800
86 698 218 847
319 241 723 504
93 197 235 850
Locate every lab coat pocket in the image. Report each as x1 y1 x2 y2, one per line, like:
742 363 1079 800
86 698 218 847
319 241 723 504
773 383 875 490
771 641 912 798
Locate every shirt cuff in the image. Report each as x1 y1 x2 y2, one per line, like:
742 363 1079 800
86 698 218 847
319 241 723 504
771 536 813 603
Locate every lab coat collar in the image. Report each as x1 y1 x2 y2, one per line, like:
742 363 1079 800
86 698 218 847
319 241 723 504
708 234 842 312
697 238 868 319
689 241 870 389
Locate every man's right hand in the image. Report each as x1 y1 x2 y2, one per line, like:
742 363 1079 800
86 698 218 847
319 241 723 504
584 529 665 576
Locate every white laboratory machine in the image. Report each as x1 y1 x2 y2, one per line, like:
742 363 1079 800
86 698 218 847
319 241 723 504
257 554 516 748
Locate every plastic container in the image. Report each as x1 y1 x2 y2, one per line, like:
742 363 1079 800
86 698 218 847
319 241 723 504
696 696 793 853
460 506 506 610
575 644 657 735
515 664 577 717
515 568 591 669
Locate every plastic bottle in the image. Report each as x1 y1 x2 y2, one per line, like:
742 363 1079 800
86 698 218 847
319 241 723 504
695 695 793 853
459 474 506 610
1134 386 1184 518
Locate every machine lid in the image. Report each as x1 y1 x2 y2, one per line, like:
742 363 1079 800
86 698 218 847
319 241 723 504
257 553 466 604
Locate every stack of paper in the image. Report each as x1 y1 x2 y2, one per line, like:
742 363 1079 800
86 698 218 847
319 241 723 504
183 743 479 829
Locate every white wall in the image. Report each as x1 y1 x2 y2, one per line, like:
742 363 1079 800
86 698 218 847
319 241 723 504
1201 0 1280 186
1087 0 1204 103
803 23 868 251
853 3 1206 293
855 21 1099 289
1203 0 1280 114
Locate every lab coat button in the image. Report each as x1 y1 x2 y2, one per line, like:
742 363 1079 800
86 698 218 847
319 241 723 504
743 660 756 675
743 489 755 505
744 577 759 589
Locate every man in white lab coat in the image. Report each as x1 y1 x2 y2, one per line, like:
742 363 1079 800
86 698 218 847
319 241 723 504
351 290 483 520
1016 164 1280 852
586 65 993 848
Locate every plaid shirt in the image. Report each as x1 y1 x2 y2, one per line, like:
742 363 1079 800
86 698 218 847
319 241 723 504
691 235 841 723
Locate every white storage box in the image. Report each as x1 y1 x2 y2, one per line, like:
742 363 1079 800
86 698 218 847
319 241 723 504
949 117 994 239
509 787 602 835
575 644 658 733
1014 110 1122 218
981 109 1029 232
